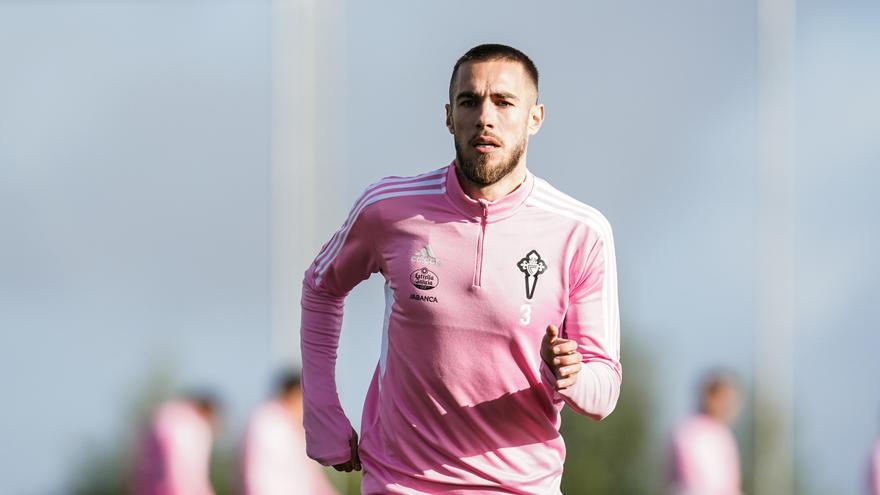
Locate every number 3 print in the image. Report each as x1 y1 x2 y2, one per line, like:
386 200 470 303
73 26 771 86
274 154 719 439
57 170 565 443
519 304 532 325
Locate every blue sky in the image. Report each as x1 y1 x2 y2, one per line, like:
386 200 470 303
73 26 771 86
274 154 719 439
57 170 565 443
1 1 878 494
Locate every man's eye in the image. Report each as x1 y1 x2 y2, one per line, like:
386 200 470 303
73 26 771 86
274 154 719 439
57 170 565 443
460 100 475 107
497 101 512 107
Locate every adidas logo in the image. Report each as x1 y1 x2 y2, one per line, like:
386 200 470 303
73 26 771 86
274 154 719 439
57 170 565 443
411 245 439 265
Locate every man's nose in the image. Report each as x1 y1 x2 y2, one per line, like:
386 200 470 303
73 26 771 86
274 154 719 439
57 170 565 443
476 100 496 128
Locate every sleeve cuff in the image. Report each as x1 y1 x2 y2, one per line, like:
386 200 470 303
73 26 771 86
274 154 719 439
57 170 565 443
310 446 355 466
540 359 557 384
539 360 561 401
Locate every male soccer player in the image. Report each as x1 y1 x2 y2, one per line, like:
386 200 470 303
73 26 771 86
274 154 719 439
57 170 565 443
240 370 339 495
669 372 743 495
134 392 220 495
870 432 880 495
300 43 621 494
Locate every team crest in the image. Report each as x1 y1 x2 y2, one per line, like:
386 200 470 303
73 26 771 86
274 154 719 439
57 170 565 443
517 250 547 299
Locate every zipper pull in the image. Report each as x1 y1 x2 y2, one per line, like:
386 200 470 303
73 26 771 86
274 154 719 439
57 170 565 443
478 200 489 220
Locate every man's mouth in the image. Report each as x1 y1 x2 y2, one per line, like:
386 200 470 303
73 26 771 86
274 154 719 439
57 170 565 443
472 135 502 154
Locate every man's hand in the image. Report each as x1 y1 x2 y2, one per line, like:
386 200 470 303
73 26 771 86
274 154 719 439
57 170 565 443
332 428 362 472
540 324 583 391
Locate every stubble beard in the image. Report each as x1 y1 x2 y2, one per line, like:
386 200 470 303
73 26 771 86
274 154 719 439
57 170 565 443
454 133 526 187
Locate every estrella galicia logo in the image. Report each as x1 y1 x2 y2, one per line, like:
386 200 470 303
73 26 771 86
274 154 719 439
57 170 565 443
410 267 439 290
517 250 547 299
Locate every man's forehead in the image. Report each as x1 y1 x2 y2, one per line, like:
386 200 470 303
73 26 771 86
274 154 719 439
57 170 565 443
453 60 535 97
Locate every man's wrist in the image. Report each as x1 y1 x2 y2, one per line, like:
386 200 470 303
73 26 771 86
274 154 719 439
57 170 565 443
540 359 558 384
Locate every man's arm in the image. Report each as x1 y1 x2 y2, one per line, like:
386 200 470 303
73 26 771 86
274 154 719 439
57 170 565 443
300 194 381 466
872 440 880 495
540 220 621 420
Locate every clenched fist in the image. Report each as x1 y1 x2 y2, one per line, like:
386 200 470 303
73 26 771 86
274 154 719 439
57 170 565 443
540 324 583 391
332 428 362 472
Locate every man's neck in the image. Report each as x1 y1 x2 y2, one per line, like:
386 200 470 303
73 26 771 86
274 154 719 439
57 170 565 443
279 395 303 416
456 161 528 202
699 408 729 426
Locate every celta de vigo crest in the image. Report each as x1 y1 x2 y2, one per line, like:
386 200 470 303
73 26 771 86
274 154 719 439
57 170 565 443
517 250 547 299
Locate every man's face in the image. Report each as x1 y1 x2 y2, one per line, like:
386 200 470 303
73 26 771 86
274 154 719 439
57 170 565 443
706 383 742 425
446 60 544 187
196 405 221 433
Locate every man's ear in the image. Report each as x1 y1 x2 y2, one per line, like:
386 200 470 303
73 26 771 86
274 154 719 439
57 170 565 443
445 103 454 134
528 103 545 136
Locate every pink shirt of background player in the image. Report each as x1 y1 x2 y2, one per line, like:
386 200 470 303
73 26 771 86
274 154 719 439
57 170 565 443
241 399 339 495
134 401 214 495
870 437 880 495
671 414 742 495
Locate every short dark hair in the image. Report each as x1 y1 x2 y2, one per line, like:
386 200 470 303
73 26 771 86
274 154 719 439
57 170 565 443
183 389 221 416
449 43 539 102
275 369 302 396
698 369 739 408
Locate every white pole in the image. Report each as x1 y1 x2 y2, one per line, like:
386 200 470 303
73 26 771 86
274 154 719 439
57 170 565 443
755 0 796 493
270 0 345 369
270 0 316 368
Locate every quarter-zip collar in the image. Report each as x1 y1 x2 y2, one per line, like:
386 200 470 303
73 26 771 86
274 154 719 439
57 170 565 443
444 160 535 223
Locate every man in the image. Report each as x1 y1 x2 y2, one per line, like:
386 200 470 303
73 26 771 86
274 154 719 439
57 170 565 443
870 431 880 495
240 370 339 495
669 371 743 495
300 43 621 494
133 392 220 495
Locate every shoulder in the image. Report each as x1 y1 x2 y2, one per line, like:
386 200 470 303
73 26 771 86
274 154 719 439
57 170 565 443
339 166 448 228
154 401 204 437
248 401 277 424
154 401 190 425
672 415 707 444
247 402 289 436
675 415 732 444
526 175 614 241
352 165 448 211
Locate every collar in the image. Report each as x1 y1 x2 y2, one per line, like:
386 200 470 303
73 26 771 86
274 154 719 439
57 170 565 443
444 160 535 223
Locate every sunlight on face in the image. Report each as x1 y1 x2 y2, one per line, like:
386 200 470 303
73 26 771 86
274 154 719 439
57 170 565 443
446 60 542 186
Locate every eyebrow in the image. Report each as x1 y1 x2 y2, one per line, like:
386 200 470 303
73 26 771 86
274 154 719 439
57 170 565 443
455 91 519 101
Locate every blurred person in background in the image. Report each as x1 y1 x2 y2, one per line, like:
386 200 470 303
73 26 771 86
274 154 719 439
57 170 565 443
870 427 880 495
299 43 620 494
669 371 743 495
133 391 220 495
240 369 339 495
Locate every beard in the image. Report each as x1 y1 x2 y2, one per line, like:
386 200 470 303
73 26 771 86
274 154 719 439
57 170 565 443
454 132 526 187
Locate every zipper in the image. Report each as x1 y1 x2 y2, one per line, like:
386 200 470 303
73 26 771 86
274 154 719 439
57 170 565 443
473 201 488 287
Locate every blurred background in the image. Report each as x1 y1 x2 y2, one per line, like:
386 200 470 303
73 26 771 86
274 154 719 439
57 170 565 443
1 0 878 494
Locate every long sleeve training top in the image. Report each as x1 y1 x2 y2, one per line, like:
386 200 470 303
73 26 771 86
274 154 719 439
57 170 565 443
870 437 880 495
300 162 621 494
240 399 339 495
134 401 215 495
670 414 742 495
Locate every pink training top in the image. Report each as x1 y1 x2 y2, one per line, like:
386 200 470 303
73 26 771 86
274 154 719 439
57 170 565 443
870 437 880 495
300 163 621 494
134 401 215 495
670 414 742 495
241 399 339 495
